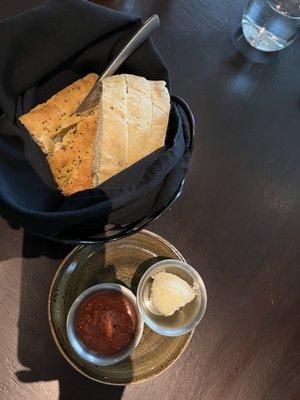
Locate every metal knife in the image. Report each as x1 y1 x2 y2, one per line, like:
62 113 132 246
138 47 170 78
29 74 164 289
76 14 160 115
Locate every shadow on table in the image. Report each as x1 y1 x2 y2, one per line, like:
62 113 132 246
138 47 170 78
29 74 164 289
15 231 126 400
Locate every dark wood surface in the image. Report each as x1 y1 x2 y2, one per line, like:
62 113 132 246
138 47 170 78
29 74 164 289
0 1 300 399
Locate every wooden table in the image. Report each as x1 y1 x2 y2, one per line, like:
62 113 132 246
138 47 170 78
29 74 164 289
1 1 299 399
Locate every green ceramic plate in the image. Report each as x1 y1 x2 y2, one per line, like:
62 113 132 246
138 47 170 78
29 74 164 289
48 230 193 385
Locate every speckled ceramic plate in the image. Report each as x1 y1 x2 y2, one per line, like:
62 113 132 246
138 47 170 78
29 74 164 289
48 230 193 385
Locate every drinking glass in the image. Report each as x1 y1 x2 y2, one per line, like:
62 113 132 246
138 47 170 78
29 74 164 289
242 0 300 51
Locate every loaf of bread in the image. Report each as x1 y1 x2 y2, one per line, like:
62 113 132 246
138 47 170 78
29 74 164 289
93 74 170 185
19 73 170 196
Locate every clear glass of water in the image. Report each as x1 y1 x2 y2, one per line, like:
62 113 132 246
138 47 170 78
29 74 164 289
242 0 300 51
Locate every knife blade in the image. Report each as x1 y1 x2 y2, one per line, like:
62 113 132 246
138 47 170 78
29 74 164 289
76 14 160 115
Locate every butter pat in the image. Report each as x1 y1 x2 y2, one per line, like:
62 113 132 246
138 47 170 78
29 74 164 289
150 271 196 316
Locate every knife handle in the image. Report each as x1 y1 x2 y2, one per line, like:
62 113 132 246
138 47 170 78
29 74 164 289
100 14 160 80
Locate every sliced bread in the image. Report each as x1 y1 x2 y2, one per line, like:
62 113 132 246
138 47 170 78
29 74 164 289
93 74 170 186
93 74 128 186
125 74 152 167
148 80 170 153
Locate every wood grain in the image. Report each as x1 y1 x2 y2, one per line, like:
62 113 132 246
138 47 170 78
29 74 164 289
0 0 300 399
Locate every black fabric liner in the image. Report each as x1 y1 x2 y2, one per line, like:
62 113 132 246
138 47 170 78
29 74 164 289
0 0 191 238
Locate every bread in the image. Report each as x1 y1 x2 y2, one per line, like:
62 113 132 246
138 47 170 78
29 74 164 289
148 81 170 153
20 73 170 196
19 73 99 195
125 74 152 167
47 108 99 196
19 73 98 154
93 75 128 186
93 74 170 185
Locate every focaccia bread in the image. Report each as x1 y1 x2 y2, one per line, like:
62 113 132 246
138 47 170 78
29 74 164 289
19 73 99 195
19 73 98 154
47 108 99 196
93 74 170 185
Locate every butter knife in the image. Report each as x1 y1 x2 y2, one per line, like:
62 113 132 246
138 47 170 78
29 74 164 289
76 14 160 115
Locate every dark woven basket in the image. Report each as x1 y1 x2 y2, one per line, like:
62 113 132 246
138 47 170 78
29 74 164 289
34 95 195 245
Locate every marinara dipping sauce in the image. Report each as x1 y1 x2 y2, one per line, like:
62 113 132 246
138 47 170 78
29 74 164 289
75 290 137 356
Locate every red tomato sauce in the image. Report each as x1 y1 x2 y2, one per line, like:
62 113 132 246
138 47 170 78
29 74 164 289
75 290 137 356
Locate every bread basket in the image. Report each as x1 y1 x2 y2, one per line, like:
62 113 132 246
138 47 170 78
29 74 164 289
0 1 194 244
37 95 195 244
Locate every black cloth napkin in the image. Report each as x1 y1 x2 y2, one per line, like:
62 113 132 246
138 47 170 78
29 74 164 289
0 0 191 238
